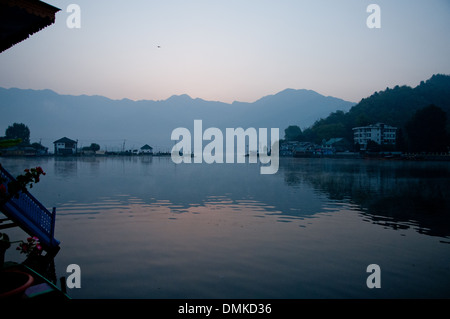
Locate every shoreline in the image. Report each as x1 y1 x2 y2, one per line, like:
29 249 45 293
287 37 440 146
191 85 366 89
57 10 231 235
1 152 450 162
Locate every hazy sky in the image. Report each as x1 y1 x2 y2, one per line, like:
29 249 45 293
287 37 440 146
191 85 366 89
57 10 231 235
1 0 449 103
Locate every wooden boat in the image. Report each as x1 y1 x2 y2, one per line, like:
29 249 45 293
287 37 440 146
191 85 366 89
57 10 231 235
0 262 70 300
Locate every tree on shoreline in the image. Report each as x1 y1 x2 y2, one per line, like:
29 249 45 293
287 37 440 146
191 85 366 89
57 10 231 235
405 104 448 153
284 125 303 141
5 123 30 145
284 74 450 152
82 143 100 152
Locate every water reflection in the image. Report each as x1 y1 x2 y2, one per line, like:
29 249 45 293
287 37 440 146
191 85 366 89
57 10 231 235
3 156 449 236
2 156 450 298
279 158 450 237
54 157 78 178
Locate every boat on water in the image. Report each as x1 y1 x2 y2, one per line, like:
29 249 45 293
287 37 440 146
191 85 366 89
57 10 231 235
0 164 68 300
0 262 70 300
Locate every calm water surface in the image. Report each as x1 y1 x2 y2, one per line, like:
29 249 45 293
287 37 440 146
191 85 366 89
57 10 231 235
1 156 450 299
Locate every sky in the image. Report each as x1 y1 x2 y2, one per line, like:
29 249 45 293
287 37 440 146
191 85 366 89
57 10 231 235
0 0 450 104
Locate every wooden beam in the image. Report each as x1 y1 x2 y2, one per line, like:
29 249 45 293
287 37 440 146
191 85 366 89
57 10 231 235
0 221 18 230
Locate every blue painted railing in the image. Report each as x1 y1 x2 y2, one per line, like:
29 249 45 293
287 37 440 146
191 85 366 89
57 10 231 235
0 165 60 250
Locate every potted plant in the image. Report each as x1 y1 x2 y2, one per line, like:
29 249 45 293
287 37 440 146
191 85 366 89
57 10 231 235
0 234 36 299
1 233 44 268
0 234 43 298
18 236 46 269
0 165 46 205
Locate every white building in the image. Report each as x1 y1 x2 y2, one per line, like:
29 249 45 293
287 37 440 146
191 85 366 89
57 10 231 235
53 137 78 155
352 123 397 150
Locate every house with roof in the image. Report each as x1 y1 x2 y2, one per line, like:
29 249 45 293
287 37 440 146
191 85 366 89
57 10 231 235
140 144 153 155
53 137 78 155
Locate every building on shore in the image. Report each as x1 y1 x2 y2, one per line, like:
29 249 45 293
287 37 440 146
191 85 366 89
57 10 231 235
322 138 352 153
140 144 153 155
352 123 397 151
53 137 78 155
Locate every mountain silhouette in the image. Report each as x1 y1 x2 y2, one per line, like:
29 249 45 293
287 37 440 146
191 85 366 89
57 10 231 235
0 87 354 151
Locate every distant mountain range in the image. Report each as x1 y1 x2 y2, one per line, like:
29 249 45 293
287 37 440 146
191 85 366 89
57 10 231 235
0 87 355 151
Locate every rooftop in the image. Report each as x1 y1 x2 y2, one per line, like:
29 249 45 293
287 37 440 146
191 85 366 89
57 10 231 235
0 0 60 53
53 137 77 144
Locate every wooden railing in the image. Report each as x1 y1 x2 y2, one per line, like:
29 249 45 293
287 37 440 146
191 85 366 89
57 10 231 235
0 165 60 252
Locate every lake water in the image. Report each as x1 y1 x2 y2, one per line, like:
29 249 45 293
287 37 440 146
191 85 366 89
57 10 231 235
1 156 450 299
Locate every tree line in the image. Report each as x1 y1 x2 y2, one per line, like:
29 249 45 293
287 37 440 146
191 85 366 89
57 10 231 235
0 123 100 152
0 123 43 150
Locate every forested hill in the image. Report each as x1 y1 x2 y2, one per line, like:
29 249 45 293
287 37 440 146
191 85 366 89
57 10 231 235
301 74 450 144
